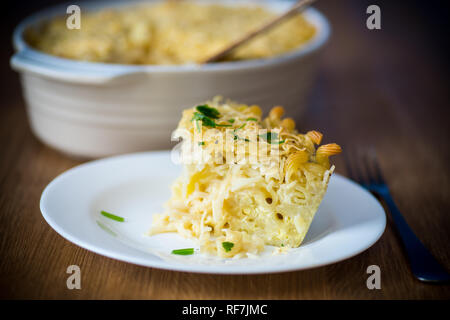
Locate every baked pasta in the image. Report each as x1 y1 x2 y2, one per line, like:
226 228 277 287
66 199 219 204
26 2 315 65
149 97 341 257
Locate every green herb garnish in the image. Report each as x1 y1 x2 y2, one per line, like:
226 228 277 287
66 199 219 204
100 210 125 222
259 132 285 144
232 132 250 142
246 117 258 122
198 141 205 146
96 220 117 237
195 120 201 132
222 242 234 252
196 105 220 119
191 110 231 130
171 248 194 255
237 123 246 130
192 112 217 128
228 119 235 123
259 131 277 142
201 117 216 128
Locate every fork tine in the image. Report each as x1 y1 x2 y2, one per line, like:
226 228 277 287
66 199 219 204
367 147 384 184
344 147 365 184
354 148 366 184
362 151 376 185
343 149 356 181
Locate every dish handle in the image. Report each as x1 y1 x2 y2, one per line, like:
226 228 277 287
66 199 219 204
10 49 144 85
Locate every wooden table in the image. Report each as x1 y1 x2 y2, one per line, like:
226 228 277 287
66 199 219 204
1 0 449 299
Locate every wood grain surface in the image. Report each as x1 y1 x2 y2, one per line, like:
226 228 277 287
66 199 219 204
1 0 449 299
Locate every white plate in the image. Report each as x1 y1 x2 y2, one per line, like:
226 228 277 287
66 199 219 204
40 151 386 274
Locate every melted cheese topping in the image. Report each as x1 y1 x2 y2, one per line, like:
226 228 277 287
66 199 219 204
150 97 340 257
26 2 316 65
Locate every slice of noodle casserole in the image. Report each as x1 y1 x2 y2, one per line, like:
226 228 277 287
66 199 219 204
149 97 341 258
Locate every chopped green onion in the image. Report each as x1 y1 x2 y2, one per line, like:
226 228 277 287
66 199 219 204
228 119 235 123
191 107 233 130
222 241 234 252
246 117 258 122
259 132 284 144
196 105 220 119
192 112 217 128
171 248 194 255
259 132 277 142
232 132 250 142
100 210 124 222
195 120 201 132
281 244 284 247
191 112 203 122
198 141 205 146
96 220 117 237
231 123 249 142
202 116 216 128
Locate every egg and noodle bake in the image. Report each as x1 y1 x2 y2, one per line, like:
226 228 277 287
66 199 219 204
150 98 341 257
26 2 316 65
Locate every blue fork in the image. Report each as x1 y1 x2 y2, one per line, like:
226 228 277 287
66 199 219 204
344 148 450 283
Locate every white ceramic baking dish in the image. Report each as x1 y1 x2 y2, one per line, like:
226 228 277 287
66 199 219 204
11 0 330 158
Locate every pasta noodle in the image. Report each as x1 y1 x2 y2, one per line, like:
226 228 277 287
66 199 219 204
27 2 316 65
149 97 341 257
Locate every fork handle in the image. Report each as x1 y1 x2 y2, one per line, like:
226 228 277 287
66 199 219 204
380 192 450 283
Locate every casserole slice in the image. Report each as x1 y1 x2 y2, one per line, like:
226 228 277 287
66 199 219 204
150 97 341 257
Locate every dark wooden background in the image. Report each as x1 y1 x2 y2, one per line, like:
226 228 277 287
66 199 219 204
1 0 449 299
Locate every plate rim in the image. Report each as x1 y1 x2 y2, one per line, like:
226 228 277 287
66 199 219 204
40 151 386 275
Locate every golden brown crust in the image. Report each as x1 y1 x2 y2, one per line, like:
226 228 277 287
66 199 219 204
285 150 309 175
246 105 262 117
316 143 342 156
315 143 341 168
306 130 323 145
280 118 296 131
269 106 285 119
